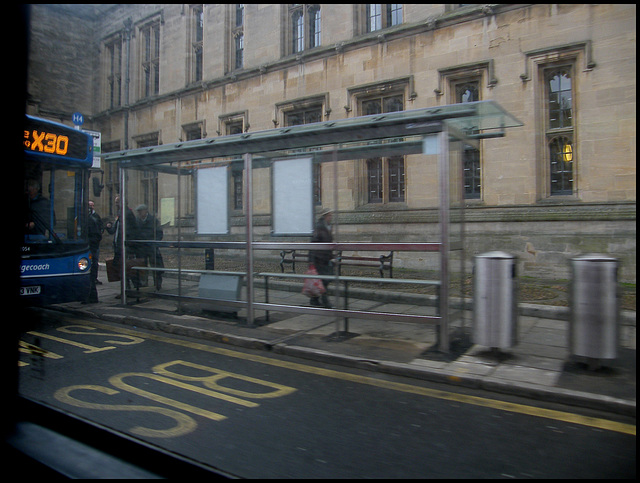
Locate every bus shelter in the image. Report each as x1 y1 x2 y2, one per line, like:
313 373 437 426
104 101 522 352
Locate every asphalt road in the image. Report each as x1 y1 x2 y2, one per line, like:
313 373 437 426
18 312 636 478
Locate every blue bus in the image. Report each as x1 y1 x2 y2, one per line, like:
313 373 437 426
22 115 94 305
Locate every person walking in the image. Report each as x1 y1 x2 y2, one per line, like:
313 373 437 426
309 208 333 307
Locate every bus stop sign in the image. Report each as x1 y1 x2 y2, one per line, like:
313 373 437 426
72 112 84 126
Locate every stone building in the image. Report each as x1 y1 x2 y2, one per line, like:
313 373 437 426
26 4 636 281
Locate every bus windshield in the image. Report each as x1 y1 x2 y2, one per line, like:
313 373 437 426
24 161 88 252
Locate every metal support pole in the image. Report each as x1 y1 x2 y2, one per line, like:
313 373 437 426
264 275 270 322
457 139 467 331
244 153 254 326
177 164 182 315
332 145 342 333
119 166 127 305
343 281 349 333
437 127 450 353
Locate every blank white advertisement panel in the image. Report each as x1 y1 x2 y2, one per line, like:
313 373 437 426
273 157 313 235
197 166 229 234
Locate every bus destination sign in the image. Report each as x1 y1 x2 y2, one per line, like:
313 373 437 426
24 116 92 164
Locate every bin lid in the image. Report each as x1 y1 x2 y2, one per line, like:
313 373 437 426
571 253 618 262
475 251 516 259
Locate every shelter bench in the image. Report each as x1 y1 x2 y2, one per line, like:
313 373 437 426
279 250 394 278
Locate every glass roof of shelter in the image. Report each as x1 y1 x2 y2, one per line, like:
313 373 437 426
104 100 522 168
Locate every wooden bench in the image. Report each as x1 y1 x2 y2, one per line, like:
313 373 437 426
279 250 310 274
280 249 394 278
336 251 394 278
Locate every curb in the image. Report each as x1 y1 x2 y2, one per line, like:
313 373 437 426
72 306 636 418
274 343 636 418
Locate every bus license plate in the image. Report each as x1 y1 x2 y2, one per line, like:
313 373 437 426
20 286 41 296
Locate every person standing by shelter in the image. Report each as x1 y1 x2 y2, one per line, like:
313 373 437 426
85 200 103 303
105 195 138 291
309 208 333 307
135 204 164 291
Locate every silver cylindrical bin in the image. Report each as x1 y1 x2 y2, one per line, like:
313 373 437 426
570 254 619 360
473 251 518 349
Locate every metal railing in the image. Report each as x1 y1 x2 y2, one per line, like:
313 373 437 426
125 240 443 324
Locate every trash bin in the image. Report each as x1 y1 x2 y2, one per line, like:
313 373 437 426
570 254 618 361
473 251 518 349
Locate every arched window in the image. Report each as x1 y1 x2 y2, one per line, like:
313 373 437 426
140 20 161 97
545 67 574 195
234 33 244 69
191 5 204 82
289 5 320 54
362 93 405 203
548 70 572 129
292 9 304 53
229 4 244 71
455 81 481 199
308 5 321 49
455 83 478 104
365 4 402 32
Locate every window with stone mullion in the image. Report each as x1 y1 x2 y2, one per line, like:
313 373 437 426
546 68 574 195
